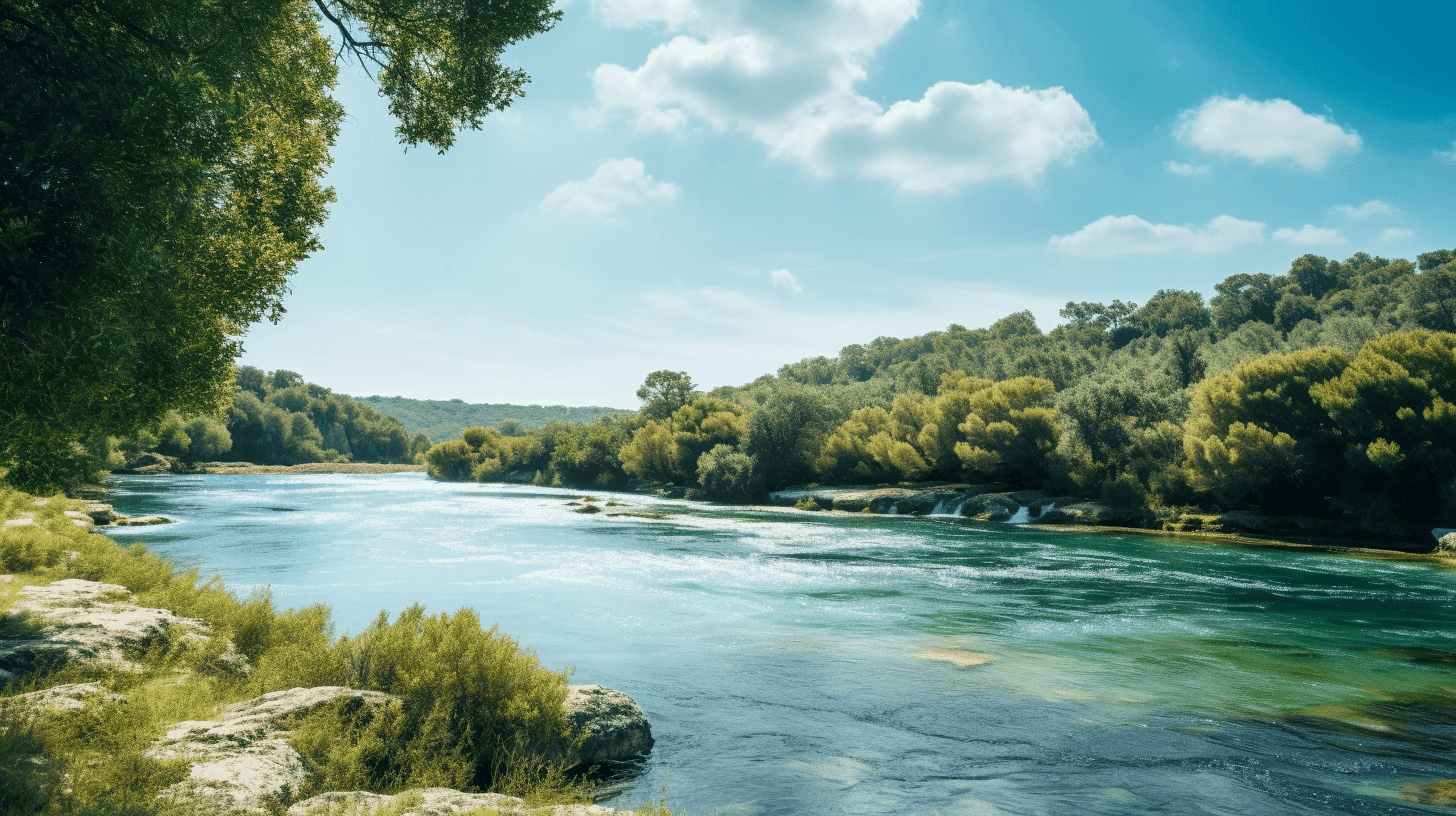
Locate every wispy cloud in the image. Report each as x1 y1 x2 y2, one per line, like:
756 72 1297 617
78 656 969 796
1380 227 1414 242
1163 160 1210 177
1175 96 1361 170
1437 141 1456 162
1050 214 1264 256
770 268 803 293
1330 200 1396 219
1273 225 1346 247
591 0 1098 193
541 158 680 222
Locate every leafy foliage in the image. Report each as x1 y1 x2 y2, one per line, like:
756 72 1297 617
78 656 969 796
0 0 558 492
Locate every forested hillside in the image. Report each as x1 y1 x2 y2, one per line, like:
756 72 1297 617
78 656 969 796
95 368 430 468
356 397 626 442
425 247 1456 542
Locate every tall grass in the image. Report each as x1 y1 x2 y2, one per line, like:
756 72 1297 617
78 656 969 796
0 485 590 814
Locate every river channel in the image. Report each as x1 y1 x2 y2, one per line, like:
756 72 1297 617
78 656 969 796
102 473 1456 815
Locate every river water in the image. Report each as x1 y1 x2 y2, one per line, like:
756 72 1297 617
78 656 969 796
102 473 1456 815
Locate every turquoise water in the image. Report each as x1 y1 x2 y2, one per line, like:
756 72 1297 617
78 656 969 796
103 473 1456 815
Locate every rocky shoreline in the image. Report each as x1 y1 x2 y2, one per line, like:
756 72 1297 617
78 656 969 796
764 482 1456 556
0 503 654 815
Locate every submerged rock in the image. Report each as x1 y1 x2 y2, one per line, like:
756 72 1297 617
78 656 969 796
147 686 399 814
0 578 210 682
563 685 654 771
286 787 633 816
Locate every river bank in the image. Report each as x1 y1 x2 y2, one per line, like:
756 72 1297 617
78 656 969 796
0 485 660 816
761 481 1456 556
91 472 1456 815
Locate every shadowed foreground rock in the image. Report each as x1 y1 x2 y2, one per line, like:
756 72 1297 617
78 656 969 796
146 687 399 813
286 788 633 815
563 684 654 770
0 578 210 682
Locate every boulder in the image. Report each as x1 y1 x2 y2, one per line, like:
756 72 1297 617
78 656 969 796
0 578 210 682
146 686 399 814
1433 529 1456 555
1 682 126 720
82 503 119 526
1038 502 1117 526
286 787 632 816
956 493 1020 520
562 685 654 771
119 451 178 474
111 515 173 526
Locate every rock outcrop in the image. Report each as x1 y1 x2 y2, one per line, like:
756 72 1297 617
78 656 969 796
146 686 399 814
286 788 633 816
1433 529 1456 555
0 578 210 682
562 685 654 771
1 681 126 721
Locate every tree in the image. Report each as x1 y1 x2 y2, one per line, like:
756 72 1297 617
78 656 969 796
0 0 559 489
636 371 697 421
1132 290 1212 338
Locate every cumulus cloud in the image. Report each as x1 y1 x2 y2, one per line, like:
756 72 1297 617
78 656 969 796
1175 96 1361 170
1164 160 1211 177
1331 200 1396 219
1381 227 1414 241
1273 225 1346 247
769 268 803 293
541 158 680 221
1049 214 1264 256
591 0 1098 192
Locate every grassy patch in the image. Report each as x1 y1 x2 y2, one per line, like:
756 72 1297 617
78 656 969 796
0 484 591 814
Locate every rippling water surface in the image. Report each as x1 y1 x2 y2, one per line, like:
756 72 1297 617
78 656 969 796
103 473 1456 815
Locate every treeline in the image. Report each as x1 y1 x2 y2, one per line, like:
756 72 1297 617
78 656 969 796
354 396 625 442
94 368 430 468
426 248 1456 540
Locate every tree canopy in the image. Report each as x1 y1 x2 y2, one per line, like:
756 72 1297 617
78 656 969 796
0 0 559 489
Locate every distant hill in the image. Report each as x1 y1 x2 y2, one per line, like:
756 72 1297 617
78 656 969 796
356 396 628 442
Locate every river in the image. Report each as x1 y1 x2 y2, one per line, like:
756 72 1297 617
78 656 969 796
102 473 1456 815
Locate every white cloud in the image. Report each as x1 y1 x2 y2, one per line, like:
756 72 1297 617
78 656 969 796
1049 214 1265 256
769 268 803 293
1175 96 1361 170
1164 160 1211 177
1381 227 1414 241
591 0 1098 192
1330 200 1396 219
1273 225 1346 247
1437 141 1456 162
541 158 680 221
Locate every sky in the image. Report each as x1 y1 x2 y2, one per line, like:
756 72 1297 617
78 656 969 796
239 0 1456 407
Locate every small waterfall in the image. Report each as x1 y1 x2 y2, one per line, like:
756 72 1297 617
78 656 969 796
1007 506 1031 524
887 503 899 515
930 499 947 516
950 497 971 517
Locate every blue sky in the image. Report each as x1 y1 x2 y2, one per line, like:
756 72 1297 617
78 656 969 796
240 0 1456 407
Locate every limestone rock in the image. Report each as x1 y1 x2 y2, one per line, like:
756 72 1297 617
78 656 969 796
111 515 174 527
147 686 399 814
1038 502 1116 526
1434 529 1456 555
562 685 654 771
286 787 633 816
2 682 126 719
0 578 210 681
82 503 119 525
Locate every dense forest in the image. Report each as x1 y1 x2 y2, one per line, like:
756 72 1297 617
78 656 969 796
94 367 429 468
355 396 625 442
426 247 1456 541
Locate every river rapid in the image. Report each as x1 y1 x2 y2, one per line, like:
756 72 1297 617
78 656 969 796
102 473 1456 815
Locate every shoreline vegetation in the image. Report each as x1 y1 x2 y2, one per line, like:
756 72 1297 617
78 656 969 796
0 484 667 816
415 247 1456 555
